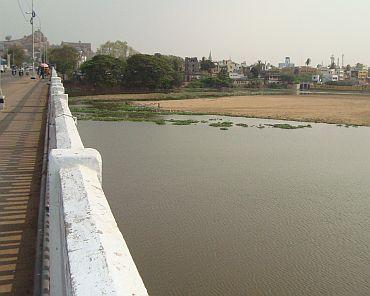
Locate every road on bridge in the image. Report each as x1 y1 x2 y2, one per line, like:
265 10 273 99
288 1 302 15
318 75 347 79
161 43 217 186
0 74 48 295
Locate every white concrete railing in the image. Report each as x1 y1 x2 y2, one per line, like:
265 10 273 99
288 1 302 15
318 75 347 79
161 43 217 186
47 69 148 295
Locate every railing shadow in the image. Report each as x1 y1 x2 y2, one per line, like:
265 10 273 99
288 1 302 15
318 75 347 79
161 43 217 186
0 83 47 295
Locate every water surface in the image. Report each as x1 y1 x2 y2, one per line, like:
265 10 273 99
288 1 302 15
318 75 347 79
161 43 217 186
79 116 370 296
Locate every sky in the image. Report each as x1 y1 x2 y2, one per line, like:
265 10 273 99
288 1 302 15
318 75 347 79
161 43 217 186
1 0 370 66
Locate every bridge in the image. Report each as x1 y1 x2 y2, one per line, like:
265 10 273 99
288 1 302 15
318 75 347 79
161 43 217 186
0 71 148 295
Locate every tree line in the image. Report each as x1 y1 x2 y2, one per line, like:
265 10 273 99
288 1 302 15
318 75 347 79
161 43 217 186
46 42 184 90
80 53 184 90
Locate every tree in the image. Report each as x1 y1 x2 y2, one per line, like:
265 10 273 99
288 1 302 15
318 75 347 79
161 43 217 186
216 67 232 87
250 60 264 78
355 63 364 70
161 55 184 87
97 40 138 59
80 55 126 87
280 73 295 84
5 45 25 66
200 58 215 73
49 45 79 79
305 58 311 66
124 54 176 90
5 35 12 42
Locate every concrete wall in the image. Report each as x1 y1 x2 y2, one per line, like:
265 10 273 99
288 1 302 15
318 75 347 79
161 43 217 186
46 69 148 295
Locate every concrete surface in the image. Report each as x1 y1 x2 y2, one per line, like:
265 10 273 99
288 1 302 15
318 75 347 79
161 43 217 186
47 70 148 296
0 75 48 295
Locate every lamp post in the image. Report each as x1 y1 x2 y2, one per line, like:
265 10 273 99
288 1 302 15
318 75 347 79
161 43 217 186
26 0 36 79
35 16 42 62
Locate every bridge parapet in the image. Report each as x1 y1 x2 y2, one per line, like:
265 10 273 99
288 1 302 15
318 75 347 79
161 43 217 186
45 68 148 295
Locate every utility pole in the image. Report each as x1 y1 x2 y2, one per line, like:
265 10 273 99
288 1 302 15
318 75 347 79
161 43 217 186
31 0 36 79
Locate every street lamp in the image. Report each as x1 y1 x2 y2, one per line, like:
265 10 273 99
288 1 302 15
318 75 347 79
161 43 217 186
25 0 36 79
35 16 45 63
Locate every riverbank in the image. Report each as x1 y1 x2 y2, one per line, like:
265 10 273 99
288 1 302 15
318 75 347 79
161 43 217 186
136 93 370 126
69 92 370 126
69 88 293 102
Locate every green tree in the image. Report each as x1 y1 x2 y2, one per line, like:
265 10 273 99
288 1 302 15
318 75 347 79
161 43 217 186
355 63 365 70
158 54 184 87
97 40 138 59
124 54 177 90
5 45 26 66
305 58 311 66
200 57 215 72
203 76 230 88
49 45 79 79
250 60 264 78
280 73 295 84
80 55 126 87
188 67 231 89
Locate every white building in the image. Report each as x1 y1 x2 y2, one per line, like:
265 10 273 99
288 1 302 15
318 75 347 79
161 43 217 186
312 74 320 83
219 60 237 73
278 57 295 69
321 68 339 83
335 68 345 81
229 72 246 80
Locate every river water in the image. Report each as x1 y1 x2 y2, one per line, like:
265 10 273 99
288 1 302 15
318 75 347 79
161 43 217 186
78 116 370 296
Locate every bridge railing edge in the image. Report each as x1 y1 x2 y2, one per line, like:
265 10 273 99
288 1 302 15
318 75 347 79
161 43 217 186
45 68 149 296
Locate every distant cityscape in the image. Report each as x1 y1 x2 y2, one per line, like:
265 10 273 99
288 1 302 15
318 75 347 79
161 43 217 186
1 31 369 88
184 54 369 87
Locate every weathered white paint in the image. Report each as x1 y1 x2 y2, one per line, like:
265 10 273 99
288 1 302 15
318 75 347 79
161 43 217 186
51 77 62 84
47 68 148 296
51 85 65 95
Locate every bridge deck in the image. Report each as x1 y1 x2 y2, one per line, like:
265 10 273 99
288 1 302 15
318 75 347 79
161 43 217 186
0 75 48 295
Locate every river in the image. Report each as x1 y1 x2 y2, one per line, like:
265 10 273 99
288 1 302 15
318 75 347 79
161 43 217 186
78 116 370 296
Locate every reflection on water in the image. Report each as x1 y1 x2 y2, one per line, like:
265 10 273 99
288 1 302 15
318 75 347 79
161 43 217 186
78 116 370 296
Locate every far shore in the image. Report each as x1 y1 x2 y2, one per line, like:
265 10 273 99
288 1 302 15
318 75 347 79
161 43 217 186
135 93 370 126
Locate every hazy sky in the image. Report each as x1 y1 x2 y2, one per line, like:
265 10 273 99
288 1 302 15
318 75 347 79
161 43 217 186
1 0 369 66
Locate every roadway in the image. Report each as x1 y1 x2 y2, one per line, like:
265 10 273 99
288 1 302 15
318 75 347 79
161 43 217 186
0 73 48 295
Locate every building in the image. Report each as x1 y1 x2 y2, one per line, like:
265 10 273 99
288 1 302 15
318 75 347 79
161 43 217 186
219 60 237 73
184 57 201 82
61 41 94 64
321 68 338 82
278 57 295 69
352 64 368 80
335 68 345 81
229 72 245 80
266 73 281 84
0 30 48 62
297 66 319 75
210 61 221 77
233 78 250 87
312 74 321 83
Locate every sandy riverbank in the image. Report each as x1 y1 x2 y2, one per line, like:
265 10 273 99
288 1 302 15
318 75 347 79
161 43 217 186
136 93 370 126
